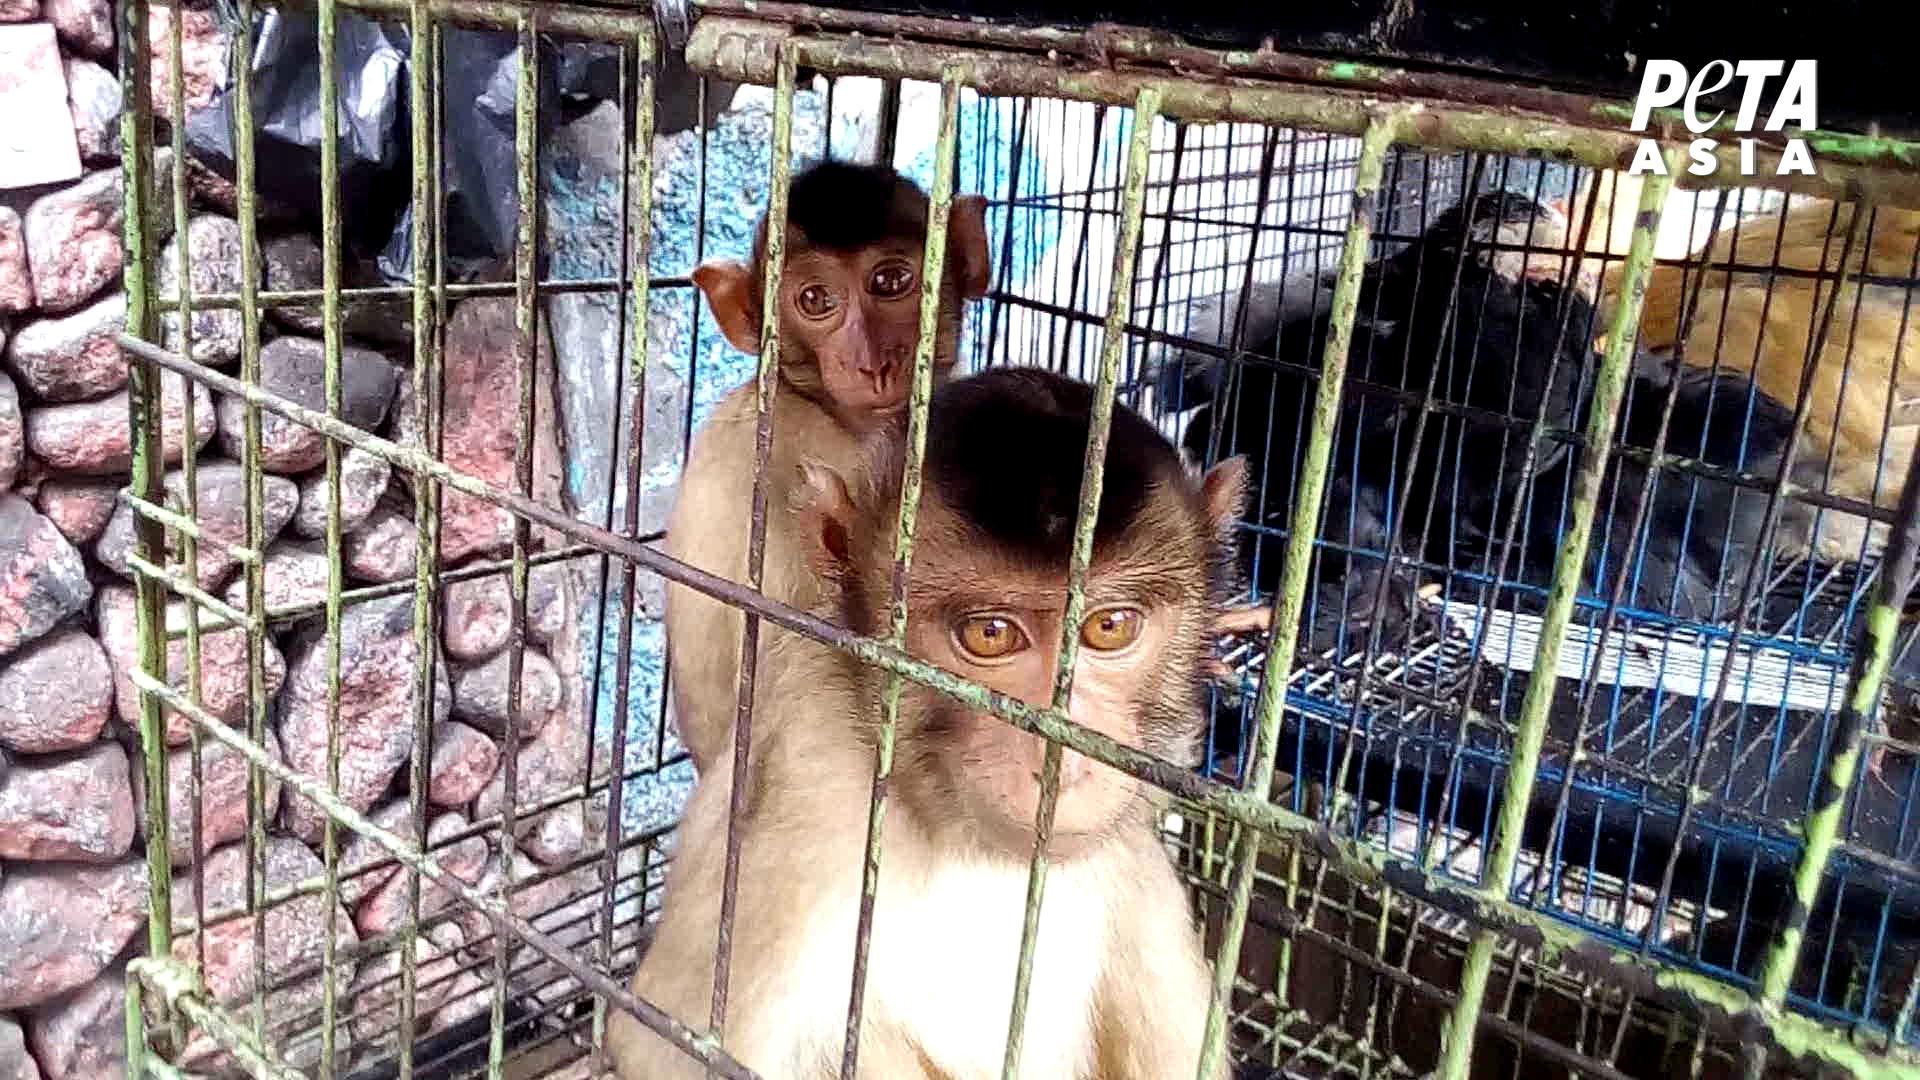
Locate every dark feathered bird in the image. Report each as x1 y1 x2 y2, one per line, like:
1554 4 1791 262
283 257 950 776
1162 190 1599 656
1512 354 1796 623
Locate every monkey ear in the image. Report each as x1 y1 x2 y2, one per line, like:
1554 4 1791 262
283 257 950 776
1199 456 1250 543
795 461 860 579
948 195 994 300
692 260 762 353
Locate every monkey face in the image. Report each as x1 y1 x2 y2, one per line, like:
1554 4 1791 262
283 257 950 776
778 242 958 417
893 586 1187 857
688 162 991 433
796 368 1247 861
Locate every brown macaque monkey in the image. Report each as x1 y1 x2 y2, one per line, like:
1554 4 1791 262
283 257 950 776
609 368 1245 1080
665 160 993 774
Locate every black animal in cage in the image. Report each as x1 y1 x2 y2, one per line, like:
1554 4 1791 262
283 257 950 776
1159 190 1599 653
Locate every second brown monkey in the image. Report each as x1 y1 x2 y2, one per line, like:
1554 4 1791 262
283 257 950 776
664 160 992 774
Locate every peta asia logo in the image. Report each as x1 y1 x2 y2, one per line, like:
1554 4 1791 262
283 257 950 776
1626 60 1818 178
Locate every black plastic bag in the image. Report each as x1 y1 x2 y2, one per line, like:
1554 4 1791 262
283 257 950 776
184 9 679 284
184 11 411 255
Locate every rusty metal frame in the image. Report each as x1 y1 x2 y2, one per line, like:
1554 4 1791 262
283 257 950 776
114 1 1920 1078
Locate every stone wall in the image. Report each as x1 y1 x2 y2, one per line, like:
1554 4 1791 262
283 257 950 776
0 5 622 1076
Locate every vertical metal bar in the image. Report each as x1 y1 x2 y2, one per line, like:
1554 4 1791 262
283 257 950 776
1432 159 1677 1080
873 77 901 167
1000 85 1162 1080
315 0 348 1067
491 13 540 1080
398 0 442 1071
1747 441 1920 1050
838 63 965 1080
127 966 148 1080
119 0 174 1052
161 0 213 998
597 19 656 1054
228 0 272 1060
711 40 797 1047
1193 110 1406 1080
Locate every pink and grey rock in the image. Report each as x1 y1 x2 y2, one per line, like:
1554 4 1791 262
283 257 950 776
290 445 390 538
95 584 288 742
0 742 135 861
395 297 565 561
213 335 398 473
0 630 112 753
162 729 285 864
221 539 331 614
0 494 91 659
24 959 126 1080
440 561 569 662
450 647 562 736
0 207 31 313
278 594 451 840
145 6 228 122
0 1014 40 1080
428 720 500 807
342 504 418 583
32 477 119 546
24 371 212 475
95 462 299 590
3 292 128 402
348 922 466 1047
158 214 244 365
0 372 19 489
62 57 120 163
173 839 356 1075
22 154 174 313
0 24 80 189
0 858 147 1010
352 812 487 938
44 0 110 57
334 800 421 907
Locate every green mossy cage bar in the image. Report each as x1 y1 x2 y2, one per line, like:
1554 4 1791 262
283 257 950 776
110 1 1920 1077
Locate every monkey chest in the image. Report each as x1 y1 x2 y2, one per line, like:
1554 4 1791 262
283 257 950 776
858 860 1111 1079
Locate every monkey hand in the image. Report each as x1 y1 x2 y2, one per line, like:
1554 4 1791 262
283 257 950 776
1206 604 1271 684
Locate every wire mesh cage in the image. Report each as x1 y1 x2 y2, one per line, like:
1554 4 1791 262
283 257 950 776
93 1 1920 1078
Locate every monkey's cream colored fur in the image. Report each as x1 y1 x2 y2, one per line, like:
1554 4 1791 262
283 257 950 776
606 626 1222 1079
661 382 864 773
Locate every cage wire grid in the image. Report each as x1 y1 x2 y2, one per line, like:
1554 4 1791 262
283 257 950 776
106 2 1920 1078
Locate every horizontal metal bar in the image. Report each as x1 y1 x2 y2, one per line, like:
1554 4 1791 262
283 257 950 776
141 0 651 36
129 957 308 1080
684 16 1920 210
162 543 609 639
127 669 759 1080
175 761 677 936
691 0 1920 183
123 495 263 568
125 553 263 634
152 275 695 315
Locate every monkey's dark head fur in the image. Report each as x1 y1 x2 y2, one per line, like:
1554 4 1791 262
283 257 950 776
777 160 931 254
885 367 1245 609
803 368 1244 854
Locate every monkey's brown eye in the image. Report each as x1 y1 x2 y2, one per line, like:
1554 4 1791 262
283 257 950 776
868 263 916 299
796 283 841 319
954 614 1029 661
1080 607 1144 652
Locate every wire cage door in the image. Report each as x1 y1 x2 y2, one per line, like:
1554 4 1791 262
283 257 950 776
100 1 1920 1078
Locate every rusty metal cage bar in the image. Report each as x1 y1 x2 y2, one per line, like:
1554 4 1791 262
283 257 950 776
109 3 1920 1077
837 62 965 1080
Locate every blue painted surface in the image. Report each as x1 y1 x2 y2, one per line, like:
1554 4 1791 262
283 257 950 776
537 87 1035 831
